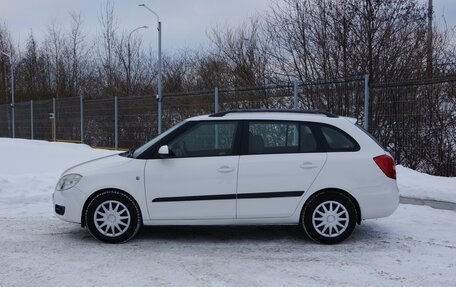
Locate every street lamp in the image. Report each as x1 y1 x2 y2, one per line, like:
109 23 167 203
127 25 148 97
139 3 163 134
0 51 14 138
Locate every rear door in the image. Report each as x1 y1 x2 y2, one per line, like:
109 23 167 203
236 121 327 218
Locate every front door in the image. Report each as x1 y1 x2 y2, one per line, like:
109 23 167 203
145 121 240 220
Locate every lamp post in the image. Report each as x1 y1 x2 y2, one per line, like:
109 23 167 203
139 3 163 134
1 51 14 138
127 25 148 97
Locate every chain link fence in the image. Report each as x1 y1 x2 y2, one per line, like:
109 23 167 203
118 96 157 148
0 75 454 176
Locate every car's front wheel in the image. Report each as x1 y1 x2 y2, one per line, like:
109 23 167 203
85 190 141 243
301 191 357 244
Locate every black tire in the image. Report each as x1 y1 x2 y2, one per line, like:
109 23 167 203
301 191 357 244
85 190 142 243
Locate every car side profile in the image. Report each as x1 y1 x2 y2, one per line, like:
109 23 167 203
53 110 399 244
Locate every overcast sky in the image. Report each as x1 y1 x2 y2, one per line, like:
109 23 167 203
0 0 455 53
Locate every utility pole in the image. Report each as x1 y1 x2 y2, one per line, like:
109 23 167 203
139 4 163 134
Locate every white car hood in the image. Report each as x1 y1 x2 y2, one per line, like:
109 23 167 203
61 154 133 176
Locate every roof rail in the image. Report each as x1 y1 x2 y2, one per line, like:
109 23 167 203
209 109 339 118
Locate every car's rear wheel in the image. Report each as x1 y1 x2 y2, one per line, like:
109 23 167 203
85 190 141 243
301 191 357 244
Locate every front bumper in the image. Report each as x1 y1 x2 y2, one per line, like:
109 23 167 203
54 204 65 215
53 186 88 224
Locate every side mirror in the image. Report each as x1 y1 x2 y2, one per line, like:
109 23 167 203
158 145 170 157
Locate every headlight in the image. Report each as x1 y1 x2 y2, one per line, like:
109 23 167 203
56 174 82 191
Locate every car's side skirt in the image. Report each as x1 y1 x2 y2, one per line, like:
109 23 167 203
142 217 300 226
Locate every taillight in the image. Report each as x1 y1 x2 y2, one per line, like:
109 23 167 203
373 155 396 179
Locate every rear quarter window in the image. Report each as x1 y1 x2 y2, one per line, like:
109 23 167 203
355 124 386 151
318 124 360 152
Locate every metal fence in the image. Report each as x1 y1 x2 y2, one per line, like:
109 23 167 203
370 77 456 177
1 75 455 176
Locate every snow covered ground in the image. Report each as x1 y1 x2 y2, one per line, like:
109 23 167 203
0 138 117 217
397 165 456 203
1 206 456 286
0 138 455 286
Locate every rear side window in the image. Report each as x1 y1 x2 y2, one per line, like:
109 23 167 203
300 124 318 152
248 122 299 154
319 125 359 152
247 121 319 154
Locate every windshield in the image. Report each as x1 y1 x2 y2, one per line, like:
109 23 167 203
132 121 186 158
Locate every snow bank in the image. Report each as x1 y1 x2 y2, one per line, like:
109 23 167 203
0 138 454 218
397 165 456 203
0 138 117 217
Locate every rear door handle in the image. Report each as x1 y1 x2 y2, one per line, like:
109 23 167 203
217 166 235 173
300 162 318 169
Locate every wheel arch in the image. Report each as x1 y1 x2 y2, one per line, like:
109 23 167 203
302 188 362 225
81 188 142 227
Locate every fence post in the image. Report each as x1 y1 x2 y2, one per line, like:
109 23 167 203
11 58 15 139
364 74 369 130
52 97 56 141
30 100 34 140
214 87 219 113
114 96 118 150
293 81 299 110
80 94 84 143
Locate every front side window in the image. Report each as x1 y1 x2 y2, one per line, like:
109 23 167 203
168 121 237 158
133 121 186 158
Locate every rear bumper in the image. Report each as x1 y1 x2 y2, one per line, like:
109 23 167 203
356 180 400 220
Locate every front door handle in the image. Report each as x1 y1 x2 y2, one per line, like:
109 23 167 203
217 166 235 173
300 162 318 169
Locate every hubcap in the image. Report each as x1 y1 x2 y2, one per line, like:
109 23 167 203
312 200 349 238
94 200 131 237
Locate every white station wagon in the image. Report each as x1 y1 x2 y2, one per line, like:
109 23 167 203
53 110 399 244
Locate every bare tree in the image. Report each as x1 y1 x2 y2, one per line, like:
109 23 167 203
47 21 64 98
208 17 272 87
115 29 151 97
265 0 432 82
98 1 119 98
0 23 13 105
68 12 90 98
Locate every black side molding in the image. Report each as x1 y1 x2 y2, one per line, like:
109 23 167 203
153 194 236 203
152 191 304 203
238 191 303 199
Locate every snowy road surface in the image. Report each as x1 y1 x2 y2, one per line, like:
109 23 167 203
1 204 456 287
